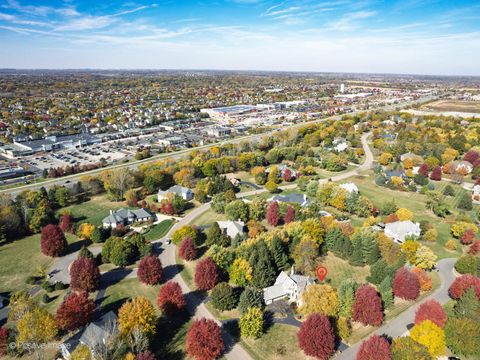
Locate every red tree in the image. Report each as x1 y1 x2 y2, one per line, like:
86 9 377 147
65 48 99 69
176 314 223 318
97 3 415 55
141 200 147 208
297 314 335 360
468 240 480 255
392 267 420 300
178 236 197 261
59 214 74 233
463 150 479 164
160 202 175 215
40 224 67 257
418 163 429 177
430 166 442 181
282 168 293 182
460 228 476 245
449 274 480 299
357 335 391 360
284 206 295 224
194 257 219 291
136 351 156 360
384 213 399 223
186 318 224 360
55 291 95 331
137 256 163 285
266 201 280 226
352 284 384 326
0 327 8 356
157 281 186 316
70 257 100 292
414 299 446 328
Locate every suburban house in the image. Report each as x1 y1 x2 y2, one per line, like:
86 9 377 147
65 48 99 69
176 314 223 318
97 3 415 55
472 184 480 202
454 161 473 174
269 193 309 207
400 152 423 163
333 138 348 152
266 164 297 178
158 185 194 201
61 311 118 359
102 208 156 228
217 220 246 239
384 220 421 244
340 182 359 193
263 268 315 305
385 169 407 181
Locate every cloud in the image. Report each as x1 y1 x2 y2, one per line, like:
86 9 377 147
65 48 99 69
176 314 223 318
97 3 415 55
327 10 377 31
2 0 79 17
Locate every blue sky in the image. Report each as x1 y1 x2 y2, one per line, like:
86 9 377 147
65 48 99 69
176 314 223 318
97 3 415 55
0 0 479 75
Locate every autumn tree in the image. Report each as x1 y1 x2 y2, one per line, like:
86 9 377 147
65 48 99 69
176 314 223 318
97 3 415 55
414 246 437 270
266 201 280 226
137 256 163 285
178 236 196 261
195 257 219 291
157 281 186 316
229 258 252 286
412 267 432 291
393 267 420 300
292 237 319 274
414 300 446 328
70 257 100 292
56 291 95 331
119 296 157 337
460 228 476 245
430 166 442 181
297 314 335 360
299 284 339 317
284 205 295 223
239 307 264 339
17 307 58 355
338 278 358 318
409 320 446 357
391 337 432 360
40 224 67 257
136 351 157 360
395 208 413 221
59 213 74 233
448 274 480 299
352 285 383 326
77 222 95 241
357 335 391 360
172 225 198 245
186 318 224 360
0 327 8 357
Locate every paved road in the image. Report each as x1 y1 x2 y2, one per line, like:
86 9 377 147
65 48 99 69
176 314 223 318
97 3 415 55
335 258 457 360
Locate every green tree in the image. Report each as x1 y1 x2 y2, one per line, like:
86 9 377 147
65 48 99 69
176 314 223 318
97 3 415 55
211 283 239 311
445 317 480 358
457 192 473 211
239 307 264 339
338 278 358 318
379 276 394 309
225 200 250 222
248 199 266 221
249 242 277 288
238 288 264 314
271 236 289 271
206 222 229 247
391 337 432 360
453 288 480 320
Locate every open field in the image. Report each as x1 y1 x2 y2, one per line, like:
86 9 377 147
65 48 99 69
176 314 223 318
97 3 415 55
143 219 174 241
191 208 226 226
61 195 125 226
421 99 480 113
318 253 370 288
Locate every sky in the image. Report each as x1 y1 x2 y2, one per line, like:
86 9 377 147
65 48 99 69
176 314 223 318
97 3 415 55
0 0 480 75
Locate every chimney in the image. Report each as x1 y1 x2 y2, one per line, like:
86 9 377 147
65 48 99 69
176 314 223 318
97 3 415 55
290 265 295 276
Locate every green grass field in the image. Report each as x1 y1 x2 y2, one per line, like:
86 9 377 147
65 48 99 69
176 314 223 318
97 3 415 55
191 208 227 226
143 219 174 241
318 253 370 288
61 195 125 226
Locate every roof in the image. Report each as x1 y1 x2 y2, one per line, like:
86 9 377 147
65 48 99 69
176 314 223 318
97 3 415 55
269 193 308 206
384 221 421 241
340 183 358 193
102 208 154 224
159 185 192 196
263 271 313 303
79 311 118 350
216 220 245 237
385 170 406 179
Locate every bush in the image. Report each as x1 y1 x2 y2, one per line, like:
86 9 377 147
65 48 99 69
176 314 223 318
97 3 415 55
393 267 420 300
455 254 479 275
357 335 391 360
41 281 54 293
449 274 480 299
54 282 66 291
297 314 335 360
211 283 239 311
42 294 51 303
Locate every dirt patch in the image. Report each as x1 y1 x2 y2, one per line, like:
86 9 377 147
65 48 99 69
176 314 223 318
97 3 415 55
421 100 480 113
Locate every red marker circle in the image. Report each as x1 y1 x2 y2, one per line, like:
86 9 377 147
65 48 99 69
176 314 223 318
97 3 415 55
316 266 328 282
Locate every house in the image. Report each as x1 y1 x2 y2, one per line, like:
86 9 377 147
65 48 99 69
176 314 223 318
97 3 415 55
266 164 297 179
400 152 419 162
216 220 246 239
384 220 421 244
333 138 349 152
472 184 480 202
102 208 155 228
263 268 315 305
158 185 194 201
455 161 473 174
385 169 407 181
269 193 309 207
206 126 232 137
339 183 359 193
61 311 118 359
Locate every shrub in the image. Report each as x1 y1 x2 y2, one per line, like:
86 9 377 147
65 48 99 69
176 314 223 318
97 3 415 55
352 284 383 326
455 254 479 275
393 268 420 300
157 281 186 316
297 314 335 360
137 256 163 285
210 283 239 311
414 300 446 328
56 291 95 331
194 257 219 291
239 307 264 339
410 320 446 357
357 335 391 360
448 274 480 299
186 318 224 360
445 317 480 358
70 257 100 292
40 224 67 257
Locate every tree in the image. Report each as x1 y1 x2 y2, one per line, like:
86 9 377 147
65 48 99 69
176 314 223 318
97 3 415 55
414 300 446 328
136 351 157 360
458 192 473 210
284 206 295 223
178 236 196 261
265 180 278 193
266 201 280 226
102 168 134 200
445 317 480 358
240 307 264 339
352 284 383 326
229 258 252 287
157 281 186 316
430 166 442 181
118 296 157 337
412 267 432 291
172 225 198 245
453 288 480 319
211 283 239 311
29 199 54 233
59 213 74 233
109 240 136 267
448 274 480 299
450 221 478 238
56 291 95 331
248 198 266 221
70 257 100 292
460 228 476 245
271 236 289 271
238 287 264 314
292 237 319 274
338 278 358 318
138 256 163 285
297 314 335 360
40 224 67 257
91 226 108 243
225 200 249 222
77 222 95 241
0 327 8 357
395 208 413 221
410 320 445 357
455 254 479 275
414 246 437 270
249 242 277 288
186 318 224 360
379 276 394 309
391 337 432 360
422 228 437 242
195 257 219 291
393 267 420 300
357 335 391 360
299 284 339 317
206 222 229 247
17 307 58 354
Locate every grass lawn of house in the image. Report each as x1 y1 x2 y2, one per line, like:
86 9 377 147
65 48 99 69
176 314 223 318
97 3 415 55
191 208 226 227
61 195 125 226
142 219 174 241
318 253 370 288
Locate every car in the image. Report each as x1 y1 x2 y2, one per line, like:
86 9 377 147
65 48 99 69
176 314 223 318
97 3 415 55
65 180 71 184
164 238 171 245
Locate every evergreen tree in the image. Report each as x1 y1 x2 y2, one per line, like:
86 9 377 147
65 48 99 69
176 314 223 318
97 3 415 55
338 278 358 318
458 192 473 211
206 222 229 247
379 276 394 309
271 236 289 271
368 259 389 285
250 242 276 288
349 236 364 266
361 232 380 265
238 287 264 314
325 228 342 252
453 288 480 320
78 246 94 260
339 236 353 259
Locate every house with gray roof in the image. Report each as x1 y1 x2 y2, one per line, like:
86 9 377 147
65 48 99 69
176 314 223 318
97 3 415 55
102 208 155 228
266 164 297 179
384 220 421 244
216 220 246 239
158 185 194 202
268 193 308 207
263 268 315 305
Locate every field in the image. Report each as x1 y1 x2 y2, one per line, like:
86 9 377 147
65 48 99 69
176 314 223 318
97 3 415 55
191 208 226 226
318 253 370 288
143 219 174 241
420 99 480 113
61 195 125 226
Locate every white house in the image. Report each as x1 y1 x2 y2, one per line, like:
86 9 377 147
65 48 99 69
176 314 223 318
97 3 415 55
333 138 349 152
339 183 359 193
158 185 194 201
384 220 421 244
455 161 473 174
266 164 297 179
102 208 155 228
263 268 315 305
472 184 480 202
217 220 246 239
269 193 309 207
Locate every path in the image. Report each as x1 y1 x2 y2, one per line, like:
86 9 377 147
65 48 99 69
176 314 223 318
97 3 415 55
335 258 457 359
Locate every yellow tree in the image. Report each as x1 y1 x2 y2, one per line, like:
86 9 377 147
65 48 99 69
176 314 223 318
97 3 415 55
118 296 157 337
301 219 324 245
299 284 339 317
450 222 478 238
395 208 413 221
17 307 58 348
77 223 95 241
401 239 420 264
441 148 458 164
414 246 437 270
229 258 253 286
379 152 393 165
403 157 414 170
410 320 446 357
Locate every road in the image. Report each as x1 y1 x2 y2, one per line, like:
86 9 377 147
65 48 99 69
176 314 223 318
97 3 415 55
335 258 457 360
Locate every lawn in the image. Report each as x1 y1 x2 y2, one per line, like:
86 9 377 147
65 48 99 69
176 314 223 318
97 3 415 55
143 219 174 241
191 208 226 226
0 232 80 294
60 195 125 226
317 253 370 288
